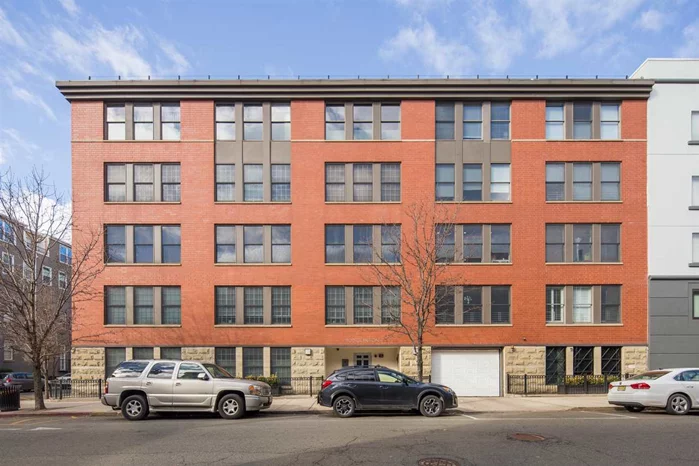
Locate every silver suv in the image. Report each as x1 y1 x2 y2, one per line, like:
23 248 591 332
102 360 272 421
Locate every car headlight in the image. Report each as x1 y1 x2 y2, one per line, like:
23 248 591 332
248 385 262 396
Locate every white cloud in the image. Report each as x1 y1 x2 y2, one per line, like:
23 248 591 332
0 7 27 48
157 39 190 75
635 9 667 31
472 4 524 71
393 0 453 10
9 86 57 121
2 128 40 154
675 20 699 57
0 128 41 164
58 0 79 17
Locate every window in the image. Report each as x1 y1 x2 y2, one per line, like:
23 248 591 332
135 347 155 361
346 369 374 380
134 287 154 325
463 164 482 201
381 225 400 263
215 347 236 375
353 287 373 324
243 164 263 201
381 287 400 324
106 104 125 140
325 104 345 140
573 102 592 139
161 347 181 360
545 347 565 384
693 111 699 141
272 103 291 141
59 347 68 371
244 226 263 263
134 104 153 140
1 252 14 273
381 104 400 140
602 347 621 375
693 176 699 207
546 286 564 323
161 226 181 263
111 360 148 378
23 262 32 280
573 347 594 375
215 226 236 263
105 287 126 325
161 287 181 325
41 266 52 285
353 225 373 263
491 102 510 139
271 347 291 380
353 104 372 140
463 286 482 323
435 102 455 139
572 286 592 323
216 164 235 201
161 103 181 140
272 287 291 324
58 271 67 290
491 286 510 324
546 224 565 262
600 163 620 201
436 225 455 263
573 224 592 262
23 231 48 256
490 164 510 201
105 225 126 263
694 233 699 264
601 285 621 323
380 163 400 201
600 104 620 139
326 286 346 324
435 286 455 324
2 343 13 361
243 347 263 377
271 164 291 201
177 362 205 379
435 164 455 201
105 348 126 379
353 164 373 201
215 104 235 140
134 226 154 263
463 103 482 139
694 292 699 319
546 163 565 201
0 220 14 244
546 102 564 139
161 164 181 202
325 225 345 263
572 163 592 201
490 225 511 263
325 164 345 201
215 287 236 324
463 225 483 263
244 287 263 324
133 164 154 202
271 225 291 263
244 104 263 140
59 245 72 265
601 224 620 262
106 164 126 202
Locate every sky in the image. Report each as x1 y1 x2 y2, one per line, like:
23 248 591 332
0 0 697 197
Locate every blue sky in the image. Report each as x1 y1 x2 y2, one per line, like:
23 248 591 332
0 0 697 196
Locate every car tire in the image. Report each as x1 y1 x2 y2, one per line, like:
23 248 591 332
333 395 356 418
218 394 245 420
624 406 645 413
419 394 444 417
666 393 691 415
121 394 149 421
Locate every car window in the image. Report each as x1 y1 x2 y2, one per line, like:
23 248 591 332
178 363 206 380
112 361 149 378
377 371 403 383
675 371 699 382
148 363 175 379
202 364 234 378
629 371 670 380
345 370 376 381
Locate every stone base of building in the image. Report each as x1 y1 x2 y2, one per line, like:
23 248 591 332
71 347 105 380
503 345 648 376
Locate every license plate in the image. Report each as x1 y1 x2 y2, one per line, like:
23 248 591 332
617 386 626 391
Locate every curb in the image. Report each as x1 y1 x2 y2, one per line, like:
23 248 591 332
0 411 118 418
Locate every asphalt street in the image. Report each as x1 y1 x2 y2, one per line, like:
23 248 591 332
1 409 697 466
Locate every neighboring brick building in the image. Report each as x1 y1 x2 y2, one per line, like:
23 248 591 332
57 78 652 396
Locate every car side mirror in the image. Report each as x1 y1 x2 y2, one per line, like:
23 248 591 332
197 373 209 381
402 378 409 385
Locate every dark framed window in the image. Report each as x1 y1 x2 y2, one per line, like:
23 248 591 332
491 102 510 139
105 225 126 263
491 225 511 263
545 347 566 384
215 104 235 140
215 225 236 263
694 291 699 319
215 287 236 324
435 286 455 324
134 226 154 263
243 164 263 201
353 286 374 324
106 164 126 201
243 347 264 377
325 104 345 140
381 104 400 140
215 164 235 201
243 226 263 263
546 224 565 262
463 164 482 201
436 225 455 263
353 225 373 263
463 286 482 323
380 163 400 201
325 286 346 324
600 104 620 140
161 226 181 263
271 164 291 202
572 163 592 201
601 163 620 201
601 224 620 262
436 164 455 201
134 104 154 140
381 225 400 263
573 346 594 375
325 164 345 201
272 287 291 324
381 286 400 324
573 102 592 139
134 287 154 325
42 266 52 286
244 287 263 324
353 104 372 140
435 102 455 140
545 103 564 140
106 104 126 140
573 224 592 262
325 225 345 263
134 347 154 360
160 347 181 360
545 163 565 201
272 225 291 263
546 286 564 323
105 348 126 379
463 224 483 263
601 346 621 375
491 286 510 324
161 103 181 140
215 347 236 375
572 286 592 323
105 286 126 324
353 164 373 201
463 103 482 139
271 103 291 141
490 164 511 201
161 287 181 325
601 285 621 323
134 164 154 202
0 220 14 244
161 164 181 202
271 347 291 380
243 104 263 141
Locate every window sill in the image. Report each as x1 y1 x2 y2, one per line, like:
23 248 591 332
435 323 513 327
214 263 292 266
436 201 513 204
325 262 401 266
325 324 397 328
105 202 181 205
104 325 182 328
102 140 183 143
545 323 623 327
546 201 622 204
325 201 402 205
689 263 699 268
688 141 699 145
214 325 292 328
105 263 182 266
445 262 512 266
689 206 699 211
545 262 623 265
214 201 292 205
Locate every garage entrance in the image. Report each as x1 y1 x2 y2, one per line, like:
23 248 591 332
431 349 501 396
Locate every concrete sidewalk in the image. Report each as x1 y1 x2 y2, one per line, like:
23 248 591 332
0 394 613 417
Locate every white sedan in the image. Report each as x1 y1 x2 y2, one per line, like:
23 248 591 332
608 368 699 415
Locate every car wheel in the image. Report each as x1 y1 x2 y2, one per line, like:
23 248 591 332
666 393 691 415
333 395 356 418
624 406 645 413
218 394 245 420
121 394 148 421
419 395 444 417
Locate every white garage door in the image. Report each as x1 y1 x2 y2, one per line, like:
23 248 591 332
432 349 500 396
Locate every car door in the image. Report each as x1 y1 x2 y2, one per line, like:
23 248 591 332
343 369 382 407
25 373 34 391
674 370 699 405
171 362 214 408
142 362 175 407
377 369 415 407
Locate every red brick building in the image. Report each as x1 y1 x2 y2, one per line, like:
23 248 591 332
58 78 652 396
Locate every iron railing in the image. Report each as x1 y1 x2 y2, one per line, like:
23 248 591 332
0 385 20 411
507 374 631 395
47 379 102 399
276 377 325 396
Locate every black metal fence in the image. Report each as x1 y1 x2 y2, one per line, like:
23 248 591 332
0 385 20 411
276 377 325 396
507 374 631 395
47 379 103 399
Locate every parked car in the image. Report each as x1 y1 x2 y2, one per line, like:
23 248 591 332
317 365 458 418
102 359 273 421
2 372 38 392
608 368 699 415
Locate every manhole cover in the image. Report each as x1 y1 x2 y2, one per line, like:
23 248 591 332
417 459 460 466
509 433 546 442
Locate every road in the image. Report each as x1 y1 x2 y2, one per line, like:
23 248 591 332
1 409 696 465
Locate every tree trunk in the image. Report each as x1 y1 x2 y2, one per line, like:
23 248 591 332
33 360 46 410
416 345 424 382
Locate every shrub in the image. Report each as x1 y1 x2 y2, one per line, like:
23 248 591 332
245 374 280 387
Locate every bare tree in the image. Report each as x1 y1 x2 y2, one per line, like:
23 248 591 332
0 168 104 409
365 199 457 381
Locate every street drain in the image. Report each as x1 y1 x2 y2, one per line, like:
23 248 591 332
417 459 460 466
509 433 547 442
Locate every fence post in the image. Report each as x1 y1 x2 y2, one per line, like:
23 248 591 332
98 379 102 399
308 376 312 397
604 374 608 391
584 375 589 394
506 374 510 394
59 381 63 400
523 374 528 395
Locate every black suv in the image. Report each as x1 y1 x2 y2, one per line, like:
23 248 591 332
317 365 458 418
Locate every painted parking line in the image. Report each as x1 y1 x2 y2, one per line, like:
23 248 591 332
578 410 636 419
460 414 480 420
